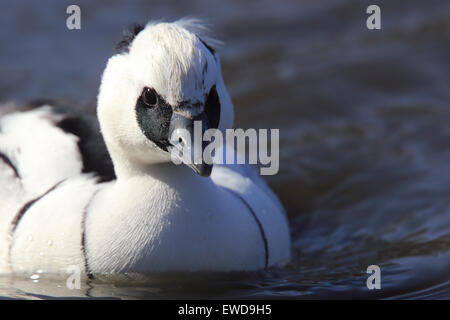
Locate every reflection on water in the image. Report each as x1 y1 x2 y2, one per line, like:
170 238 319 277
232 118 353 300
0 0 450 299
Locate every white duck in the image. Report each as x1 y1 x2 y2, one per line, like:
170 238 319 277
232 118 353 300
0 19 290 275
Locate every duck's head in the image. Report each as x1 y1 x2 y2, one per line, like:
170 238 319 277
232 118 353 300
97 19 233 178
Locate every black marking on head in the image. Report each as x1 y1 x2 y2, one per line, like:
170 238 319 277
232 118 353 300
136 88 173 151
115 23 145 54
199 38 215 57
205 85 221 129
0 152 20 178
57 115 116 183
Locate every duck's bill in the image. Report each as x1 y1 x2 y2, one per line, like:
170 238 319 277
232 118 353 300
185 161 213 177
167 112 214 177
167 143 213 177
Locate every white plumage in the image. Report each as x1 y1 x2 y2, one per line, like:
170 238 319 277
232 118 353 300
0 20 290 275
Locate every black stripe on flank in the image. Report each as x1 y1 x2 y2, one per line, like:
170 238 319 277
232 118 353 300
8 180 65 267
81 190 99 279
0 152 20 178
226 190 269 269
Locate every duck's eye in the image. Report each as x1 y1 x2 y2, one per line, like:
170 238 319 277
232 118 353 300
142 87 158 107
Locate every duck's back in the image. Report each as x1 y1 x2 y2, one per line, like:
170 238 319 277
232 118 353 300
0 102 114 273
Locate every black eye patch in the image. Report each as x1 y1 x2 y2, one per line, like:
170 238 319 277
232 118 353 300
205 85 221 129
136 86 220 150
135 88 173 151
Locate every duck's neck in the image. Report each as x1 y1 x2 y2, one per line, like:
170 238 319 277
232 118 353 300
109 149 205 186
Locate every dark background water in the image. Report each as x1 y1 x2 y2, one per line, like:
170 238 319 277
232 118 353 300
0 0 449 299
